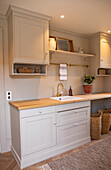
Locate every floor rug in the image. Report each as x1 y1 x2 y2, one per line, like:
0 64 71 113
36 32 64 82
40 136 111 170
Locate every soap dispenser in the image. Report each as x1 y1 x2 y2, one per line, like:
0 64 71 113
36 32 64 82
69 86 73 96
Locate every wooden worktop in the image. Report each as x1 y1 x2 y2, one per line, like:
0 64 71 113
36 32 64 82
9 93 111 110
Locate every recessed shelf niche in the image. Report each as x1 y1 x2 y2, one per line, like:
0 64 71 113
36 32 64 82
13 63 47 76
97 68 111 76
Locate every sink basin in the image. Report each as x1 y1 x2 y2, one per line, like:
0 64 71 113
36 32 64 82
50 96 83 101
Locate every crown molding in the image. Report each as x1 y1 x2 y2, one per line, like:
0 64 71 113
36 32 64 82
49 26 90 39
0 14 6 20
89 31 111 39
88 32 100 39
100 32 111 39
6 5 52 21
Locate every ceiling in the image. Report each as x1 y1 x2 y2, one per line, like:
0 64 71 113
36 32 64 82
1 0 111 36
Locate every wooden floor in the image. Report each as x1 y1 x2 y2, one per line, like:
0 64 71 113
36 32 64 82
0 132 111 170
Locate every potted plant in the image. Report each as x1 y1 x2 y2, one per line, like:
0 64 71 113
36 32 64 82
83 75 95 94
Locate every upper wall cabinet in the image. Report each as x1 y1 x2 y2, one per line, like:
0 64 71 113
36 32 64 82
100 35 111 68
6 5 51 75
89 32 111 76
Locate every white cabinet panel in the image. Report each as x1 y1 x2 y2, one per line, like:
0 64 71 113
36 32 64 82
57 107 90 126
6 5 51 75
56 101 90 112
10 101 90 169
14 16 49 64
21 113 56 155
57 120 90 145
100 37 111 68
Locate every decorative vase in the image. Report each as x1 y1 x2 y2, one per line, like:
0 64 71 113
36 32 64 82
83 85 93 94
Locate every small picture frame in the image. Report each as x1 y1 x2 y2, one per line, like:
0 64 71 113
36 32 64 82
56 37 74 52
49 36 74 52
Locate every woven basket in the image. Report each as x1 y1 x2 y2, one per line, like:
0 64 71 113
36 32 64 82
98 109 110 134
18 68 33 73
90 112 102 140
102 109 111 130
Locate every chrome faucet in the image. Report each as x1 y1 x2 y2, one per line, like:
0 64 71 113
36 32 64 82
57 83 64 97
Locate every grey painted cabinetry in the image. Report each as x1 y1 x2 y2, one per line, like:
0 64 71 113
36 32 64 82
10 101 90 169
6 5 51 76
89 32 111 76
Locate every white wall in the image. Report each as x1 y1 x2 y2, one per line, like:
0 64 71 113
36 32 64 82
0 16 10 152
104 77 111 92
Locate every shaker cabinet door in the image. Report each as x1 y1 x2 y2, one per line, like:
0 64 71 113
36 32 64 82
14 16 49 64
100 37 111 68
21 113 56 156
57 120 90 145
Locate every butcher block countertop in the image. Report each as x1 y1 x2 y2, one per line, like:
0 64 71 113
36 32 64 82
9 93 111 111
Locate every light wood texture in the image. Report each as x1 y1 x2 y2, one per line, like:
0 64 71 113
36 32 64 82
50 49 95 57
9 93 111 110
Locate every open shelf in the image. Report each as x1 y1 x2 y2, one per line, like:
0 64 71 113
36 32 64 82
11 63 47 76
49 49 95 57
97 68 111 76
96 74 111 77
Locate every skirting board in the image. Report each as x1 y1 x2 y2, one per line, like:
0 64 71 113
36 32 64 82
11 137 91 169
11 146 21 168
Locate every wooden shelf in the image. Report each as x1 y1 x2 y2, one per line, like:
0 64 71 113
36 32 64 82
49 49 95 57
96 74 111 77
11 73 47 76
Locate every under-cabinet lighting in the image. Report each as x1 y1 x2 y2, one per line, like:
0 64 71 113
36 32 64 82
108 30 111 33
60 15 64 19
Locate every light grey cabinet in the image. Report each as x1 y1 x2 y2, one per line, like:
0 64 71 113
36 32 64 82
6 5 51 75
21 113 56 156
89 32 111 76
56 103 90 145
100 35 111 68
10 101 90 169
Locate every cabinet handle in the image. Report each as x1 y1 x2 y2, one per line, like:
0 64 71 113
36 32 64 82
100 59 103 61
39 110 42 113
75 123 78 127
53 122 57 125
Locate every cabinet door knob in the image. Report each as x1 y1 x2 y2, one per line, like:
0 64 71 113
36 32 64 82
75 123 78 126
39 110 42 113
53 122 56 125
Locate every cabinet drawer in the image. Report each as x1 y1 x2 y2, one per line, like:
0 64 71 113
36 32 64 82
56 101 90 112
20 106 56 118
57 107 90 126
57 119 90 145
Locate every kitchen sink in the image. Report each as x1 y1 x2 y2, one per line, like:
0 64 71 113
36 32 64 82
50 96 83 101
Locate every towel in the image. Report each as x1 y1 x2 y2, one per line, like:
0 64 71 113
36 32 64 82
59 64 67 80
